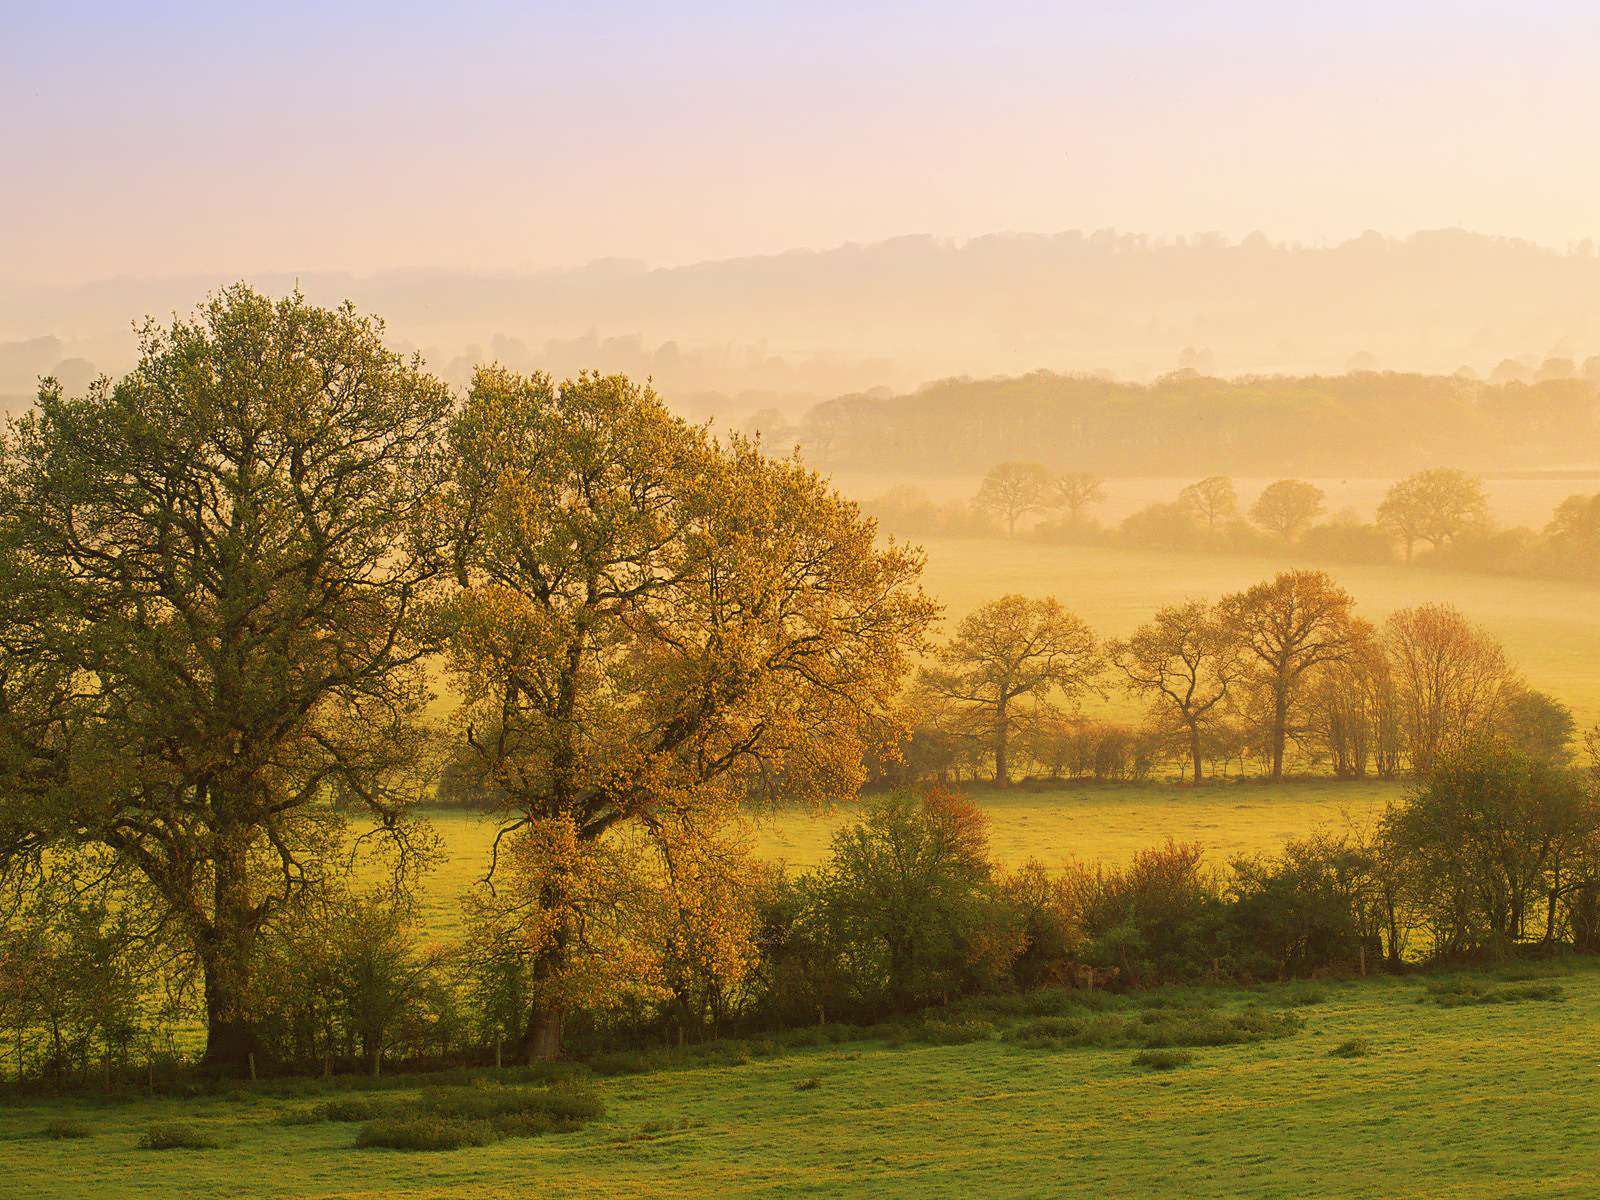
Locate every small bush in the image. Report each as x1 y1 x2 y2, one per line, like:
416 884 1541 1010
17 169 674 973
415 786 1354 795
1422 978 1567 1007
40 1118 94 1139
795 1076 822 1091
277 1096 406 1125
893 1018 995 1045
1328 1038 1370 1058
1494 961 1568 982
1273 982 1330 1007
139 1122 220 1151
1132 1049 1193 1070
356 1116 496 1151
418 1082 604 1125
1008 1006 1299 1051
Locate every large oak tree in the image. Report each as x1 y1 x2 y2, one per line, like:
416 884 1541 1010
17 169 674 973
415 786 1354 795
444 366 935 1060
0 286 452 1073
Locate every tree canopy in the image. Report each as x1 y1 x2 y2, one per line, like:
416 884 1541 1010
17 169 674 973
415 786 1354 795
443 366 936 1058
0 285 453 1072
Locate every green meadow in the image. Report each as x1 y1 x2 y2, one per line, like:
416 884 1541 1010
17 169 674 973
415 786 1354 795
5 961 1596 1199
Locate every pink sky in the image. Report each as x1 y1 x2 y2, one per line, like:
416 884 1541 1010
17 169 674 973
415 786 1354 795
3 0 1599 284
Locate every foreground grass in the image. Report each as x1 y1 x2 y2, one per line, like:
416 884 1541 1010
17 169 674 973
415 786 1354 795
6 962 1598 1199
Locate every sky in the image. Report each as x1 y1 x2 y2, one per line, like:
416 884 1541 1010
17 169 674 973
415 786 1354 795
3 0 1599 285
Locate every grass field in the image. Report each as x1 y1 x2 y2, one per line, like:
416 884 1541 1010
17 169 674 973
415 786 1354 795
408 779 1402 941
5 961 1596 1199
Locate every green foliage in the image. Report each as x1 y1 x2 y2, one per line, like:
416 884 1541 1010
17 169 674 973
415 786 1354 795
816 789 1009 1010
1005 1006 1298 1051
138 1122 220 1150
1327 1038 1371 1058
38 1118 93 1139
355 1116 496 1151
1420 978 1567 1007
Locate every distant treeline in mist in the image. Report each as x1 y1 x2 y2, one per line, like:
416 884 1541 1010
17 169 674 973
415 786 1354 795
12 227 1600 415
793 369 1600 476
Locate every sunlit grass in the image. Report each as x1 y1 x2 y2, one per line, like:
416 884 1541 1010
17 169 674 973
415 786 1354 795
6 963 1598 1198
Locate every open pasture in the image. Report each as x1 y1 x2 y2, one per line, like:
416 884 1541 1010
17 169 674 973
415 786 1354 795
5 962 1597 1199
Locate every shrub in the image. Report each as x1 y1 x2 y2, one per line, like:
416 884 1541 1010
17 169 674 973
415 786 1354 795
1421 979 1566 1007
1269 982 1329 1007
418 1082 604 1124
795 1076 822 1091
138 1122 220 1151
890 1018 995 1046
1132 1049 1193 1071
1008 1006 1299 1051
40 1118 93 1139
1328 1039 1371 1058
356 1116 496 1151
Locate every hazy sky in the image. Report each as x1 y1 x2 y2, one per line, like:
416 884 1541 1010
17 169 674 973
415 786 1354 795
4 0 1599 285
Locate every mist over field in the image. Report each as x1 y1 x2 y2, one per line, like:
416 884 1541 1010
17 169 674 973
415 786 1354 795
9 228 1600 428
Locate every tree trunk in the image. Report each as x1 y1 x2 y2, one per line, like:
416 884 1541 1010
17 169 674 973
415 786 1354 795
1189 723 1204 785
199 832 261 1076
523 1001 563 1063
1270 685 1288 780
994 704 1009 786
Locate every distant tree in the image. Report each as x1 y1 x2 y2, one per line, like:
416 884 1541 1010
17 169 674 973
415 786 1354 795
1111 600 1240 785
974 461 1058 536
1489 358 1534 385
1248 479 1326 542
1377 468 1490 562
1178 476 1238 530
1383 604 1517 777
1306 642 1402 780
1546 492 1600 562
1220 571 1366 780
1499 688 1576 765
1054 472 1108 524
1120 502 1203 550
918 595 1102 786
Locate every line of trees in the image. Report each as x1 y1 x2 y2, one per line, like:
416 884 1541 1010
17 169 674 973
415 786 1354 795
801 369 1600 477
9 740 1599 1087
900 571 1574 786
866 462 1600 582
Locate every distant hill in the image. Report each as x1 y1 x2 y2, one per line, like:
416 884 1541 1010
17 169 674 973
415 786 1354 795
6 227 1600 424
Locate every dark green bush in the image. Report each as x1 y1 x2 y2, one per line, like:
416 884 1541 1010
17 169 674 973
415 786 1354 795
888 1017 995 1046
1422 979 1567 1007
40 1118 94 1139
355 1116 496 1151
1328 1038 1371 1058
1008 1006 1299 1051
139 1122 220 1150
